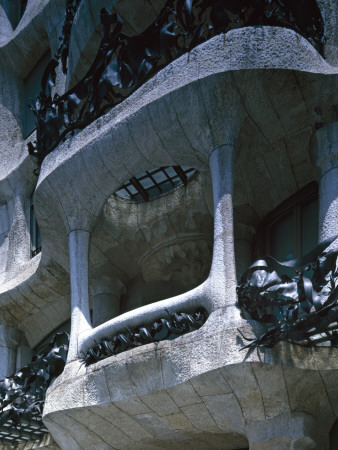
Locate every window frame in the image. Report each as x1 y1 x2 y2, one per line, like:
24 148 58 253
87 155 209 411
22 51 51 139
253 182 319 261
29 196 41 258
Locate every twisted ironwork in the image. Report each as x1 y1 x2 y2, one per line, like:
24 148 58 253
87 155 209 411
237 236 338 349
0 332 69 433
58 0 82 74
82 308 207 365
28 0 325 167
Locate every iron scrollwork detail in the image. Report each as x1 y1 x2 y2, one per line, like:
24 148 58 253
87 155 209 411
0 332 69 431
237 237 338 349
58 0 82 74
82 308 207 365
28 0 325 167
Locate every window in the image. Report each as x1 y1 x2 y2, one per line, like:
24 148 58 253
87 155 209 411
30 196 41 257
23 51 51 138
254 182 318 275
115 166 198 202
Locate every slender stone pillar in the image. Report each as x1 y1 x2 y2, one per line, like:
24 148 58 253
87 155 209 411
0 325 22 378
0 4 13 41
311 122 338 241
209 145 239 314
90 276 125 327
67 230 92 362
6 194 30 272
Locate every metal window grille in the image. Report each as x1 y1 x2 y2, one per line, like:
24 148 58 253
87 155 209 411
0 415 48 447
30 198 41 257
115 166 197 201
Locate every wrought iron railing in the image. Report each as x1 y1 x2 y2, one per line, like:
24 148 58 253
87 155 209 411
82 308 207 365
0 332 69 446
237 236 338 349
27 0 325 168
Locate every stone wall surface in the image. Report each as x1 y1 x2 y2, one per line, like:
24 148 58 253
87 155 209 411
43 308 338 449
0 0 337 449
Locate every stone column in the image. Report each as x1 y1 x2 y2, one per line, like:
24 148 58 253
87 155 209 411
311 122 338 241
0 325 22 378
209 145 239 315
6 194 31 272
90 276 125 327
67 230 92 362
0 4 13 41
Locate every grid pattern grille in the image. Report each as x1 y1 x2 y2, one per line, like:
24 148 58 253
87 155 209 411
115 166 197 201
0 415 48 447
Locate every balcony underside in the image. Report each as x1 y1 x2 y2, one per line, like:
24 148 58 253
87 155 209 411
43 307 338 449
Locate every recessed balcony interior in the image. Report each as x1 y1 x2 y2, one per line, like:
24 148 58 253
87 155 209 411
89 169 213 328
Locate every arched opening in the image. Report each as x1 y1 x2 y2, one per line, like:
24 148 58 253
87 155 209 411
89 168 213 327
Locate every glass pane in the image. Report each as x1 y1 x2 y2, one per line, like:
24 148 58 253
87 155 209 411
30 205 36 252
163 167 175 177
139 176 154 189
114 189 129 199
126 184 137 195
151 170 166 183
301 197 318 255
270 211 295 278
23 52 51 138
270 211 294 262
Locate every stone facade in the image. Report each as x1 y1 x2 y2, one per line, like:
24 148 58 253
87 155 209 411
0 0 337 449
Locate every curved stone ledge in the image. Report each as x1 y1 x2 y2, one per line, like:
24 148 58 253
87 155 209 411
0 26 336 350
36 26 338 233
32 27 338 361
43 307 338 448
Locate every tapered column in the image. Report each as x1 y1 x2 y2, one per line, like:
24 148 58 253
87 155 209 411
209 145 239 314
0 325 22 378
91 276 125 327
6 194 30 272
311 122 338 241
67 230 92 361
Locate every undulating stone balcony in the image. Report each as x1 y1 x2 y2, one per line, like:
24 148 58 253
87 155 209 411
35 26 338 449
0 0 337 448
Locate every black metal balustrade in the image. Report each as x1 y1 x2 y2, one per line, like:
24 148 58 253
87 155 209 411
82 308 207 365
27 0 325 168
237 236 338 349
0 332 69 445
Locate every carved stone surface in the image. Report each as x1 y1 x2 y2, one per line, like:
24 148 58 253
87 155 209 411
140 238 212 287
0 0 337 448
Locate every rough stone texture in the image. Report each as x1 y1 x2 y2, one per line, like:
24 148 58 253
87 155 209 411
44 323 338 449
0 0 337 448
